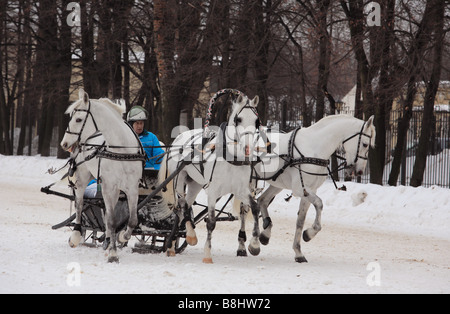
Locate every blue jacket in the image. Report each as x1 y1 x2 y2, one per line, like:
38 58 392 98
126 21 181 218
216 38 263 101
139 130 164 170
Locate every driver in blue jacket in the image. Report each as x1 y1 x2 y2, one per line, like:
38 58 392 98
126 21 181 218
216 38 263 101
126 105 164 170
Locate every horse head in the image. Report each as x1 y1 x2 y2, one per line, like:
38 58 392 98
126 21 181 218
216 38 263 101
342 115 376 177
227 94 260 161
60 89 92 153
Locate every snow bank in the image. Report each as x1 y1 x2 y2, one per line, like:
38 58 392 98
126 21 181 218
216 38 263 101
316 182 450 239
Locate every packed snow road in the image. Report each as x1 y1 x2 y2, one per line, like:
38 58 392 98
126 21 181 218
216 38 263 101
0 155 449 294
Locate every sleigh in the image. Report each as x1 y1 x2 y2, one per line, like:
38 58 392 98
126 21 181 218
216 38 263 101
42 169 238 254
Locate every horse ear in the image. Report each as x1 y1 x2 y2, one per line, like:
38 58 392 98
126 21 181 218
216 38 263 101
366 115 376 147
237 94 244 104
78 88 89 104
366 115 374 127
252 95 259 107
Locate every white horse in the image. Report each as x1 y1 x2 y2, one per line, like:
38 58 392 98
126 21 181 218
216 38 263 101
158 93 261 263
252 115 376 263
60 89 144 263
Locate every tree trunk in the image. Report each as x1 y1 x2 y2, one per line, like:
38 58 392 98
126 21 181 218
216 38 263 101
57 0 73 159
388 0 436 185
36 0 58 156
0 0 13 155
410 0 445 187
254 0 272 125
369 0 395 185
153 0 179 144
341 0 379 183
226 1 253 89
315 0 331 121
80 0 96 96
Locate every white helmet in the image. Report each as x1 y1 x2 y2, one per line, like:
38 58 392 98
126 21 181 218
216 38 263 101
127 106 148 122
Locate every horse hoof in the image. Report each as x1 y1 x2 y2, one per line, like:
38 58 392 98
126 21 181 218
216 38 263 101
295 256 308 263
237 249 247 257
186 236 198 246
68 239 77 248
107 250 119 263
102 237 111 250
259 234 270 246
108 256 120 263
248 245 260 256
303 230 312 242
118 230 129 244
202 257 213 264
166 250 176 257
68 231 82 248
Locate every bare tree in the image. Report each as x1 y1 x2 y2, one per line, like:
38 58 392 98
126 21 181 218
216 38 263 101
410 0 446 187
388 0 441 186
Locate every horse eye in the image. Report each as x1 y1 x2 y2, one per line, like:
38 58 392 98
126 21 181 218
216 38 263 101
362 143 368 148
76 118 83 123
235 117 242 124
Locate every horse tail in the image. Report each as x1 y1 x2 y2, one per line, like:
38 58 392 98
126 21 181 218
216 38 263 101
158 153 176 209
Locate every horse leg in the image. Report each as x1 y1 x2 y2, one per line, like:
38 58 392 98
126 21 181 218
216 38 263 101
69 174 91 248
69 190 85 248
102 187 121 263
258 185 282 245
247 196 261 256
237 202 249 257
203 196 217 264
118 189 139 244
293 198 311 263
302 191 323 243
165 199 183 257
184 181 202 246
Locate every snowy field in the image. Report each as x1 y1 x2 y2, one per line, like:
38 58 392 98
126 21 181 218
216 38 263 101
0 155 449 294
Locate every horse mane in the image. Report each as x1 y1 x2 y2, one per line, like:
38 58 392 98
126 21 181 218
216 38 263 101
65 97 126 118
315 114 376 147
98 98 126 116
315 114 354 123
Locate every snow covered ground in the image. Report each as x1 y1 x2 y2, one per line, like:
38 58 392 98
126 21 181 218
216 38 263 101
0 155 449 294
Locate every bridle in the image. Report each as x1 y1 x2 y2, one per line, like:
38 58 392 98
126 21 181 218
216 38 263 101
341 120 372 164
64 100 99 146
229 103 260 144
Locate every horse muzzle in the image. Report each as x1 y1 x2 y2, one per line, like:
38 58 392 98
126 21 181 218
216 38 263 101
245 144 251 157
61 141 77 153
345 164 364 177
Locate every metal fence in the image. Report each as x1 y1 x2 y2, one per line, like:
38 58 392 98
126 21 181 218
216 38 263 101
338 109 450 188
